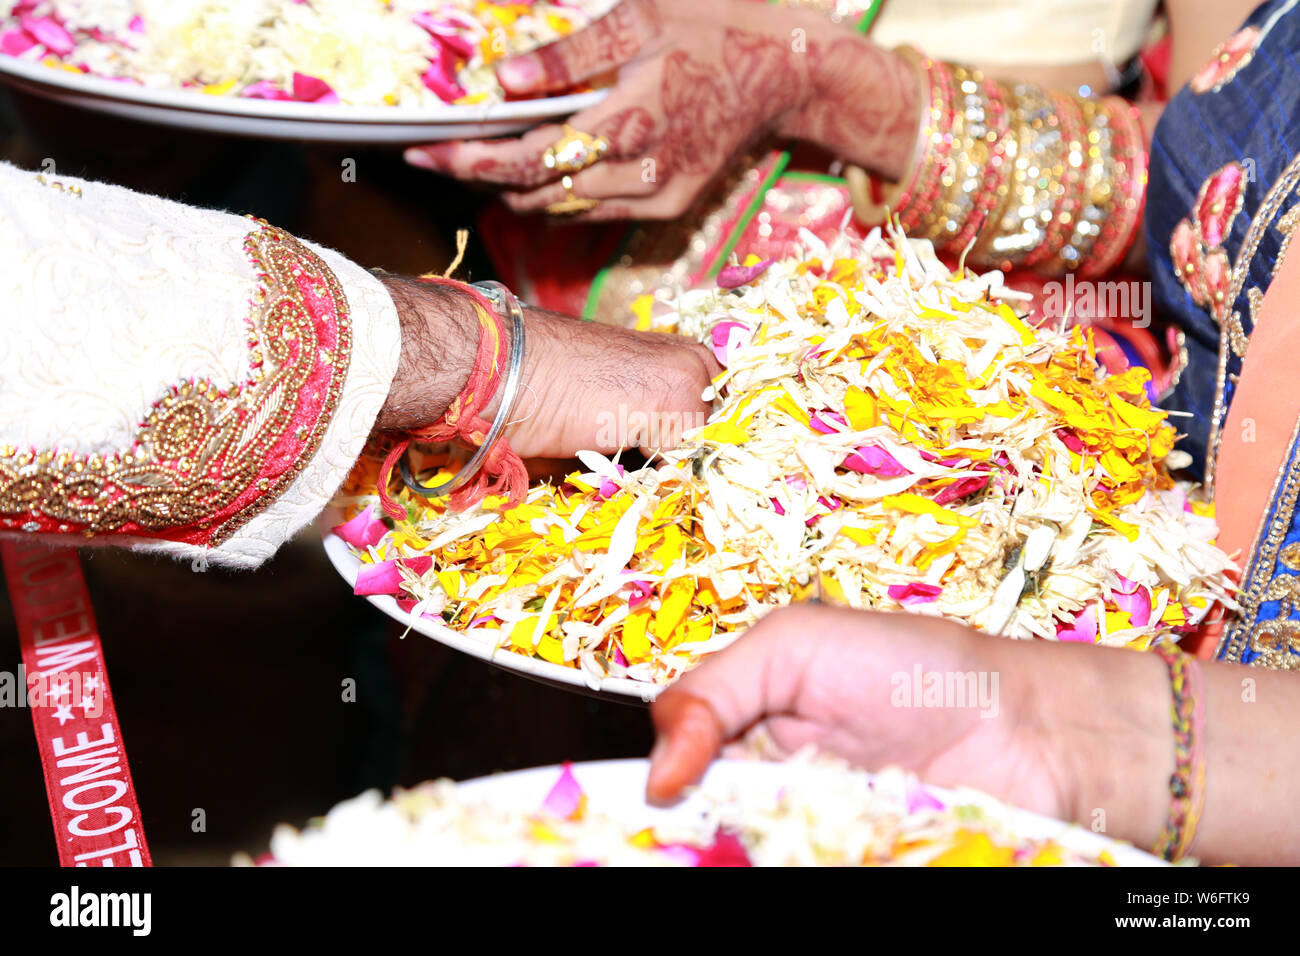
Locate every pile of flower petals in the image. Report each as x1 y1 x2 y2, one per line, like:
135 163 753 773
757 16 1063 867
257 760 1128 867
334 228 1236 687
0 0 614 106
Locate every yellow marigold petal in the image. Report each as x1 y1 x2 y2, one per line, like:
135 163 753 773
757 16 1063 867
1030 845 1064 866
529 821 561 842
436 571 461 599
666 616 714 651
844 386 879 430
621 607 654 662
508 617 539 654
998 304 1038 345
509 614 560 654
1105 609 1134 633
631 294 656 331
654 524 684 571
1107 392 1165 433
694 421 750 445
773 389 812 427
1088 507 1139 541
1160 602 1187 625
545 12 574 34
819 572 848 604
915 530 965 571
536 632 567 665
927 830 1015 867
882 494 977 528
202 79 238 96
652 578 695 641
839 526 879 546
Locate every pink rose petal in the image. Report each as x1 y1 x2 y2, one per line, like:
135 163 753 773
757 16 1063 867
659 831 752 867
1 29 37 56
241 80 292 100
692 831 752 867
541 763 585 820
420 50 466 102
931 475 990 505
709 320 750 366
332 507 388 549
1114 585 1152 628
805 495 842 526
414 15 476 61
1055 428 1085 452
292 72 339 103
625 577 654 608
810 411 846 434
905 780 946 814
843 445 909 477
395 596 442 620
887 582 943 606
353 559 404 596
352 556 432 596
21 16 74 56
1056 604 1099 642
657 844 701 866
717 259 773 289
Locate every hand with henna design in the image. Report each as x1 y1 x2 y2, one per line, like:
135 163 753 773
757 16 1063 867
405 0 921 221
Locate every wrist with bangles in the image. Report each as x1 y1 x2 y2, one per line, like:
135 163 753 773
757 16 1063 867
375 273 529 517
848 47 1148 275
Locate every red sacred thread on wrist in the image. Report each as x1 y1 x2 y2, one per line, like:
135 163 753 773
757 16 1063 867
377 275 527 518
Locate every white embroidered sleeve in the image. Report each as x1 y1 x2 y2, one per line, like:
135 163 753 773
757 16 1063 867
0 161 402 569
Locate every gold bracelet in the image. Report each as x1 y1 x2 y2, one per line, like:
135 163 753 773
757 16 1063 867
862 56 1148 277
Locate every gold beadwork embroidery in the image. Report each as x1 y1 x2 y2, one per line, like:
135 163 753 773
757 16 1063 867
34 173 83 198
1218 410 1300 667
0 223 352 546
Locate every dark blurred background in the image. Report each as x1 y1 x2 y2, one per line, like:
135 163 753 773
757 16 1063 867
0 89 651 865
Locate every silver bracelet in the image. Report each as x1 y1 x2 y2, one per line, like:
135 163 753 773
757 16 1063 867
399 280 527 498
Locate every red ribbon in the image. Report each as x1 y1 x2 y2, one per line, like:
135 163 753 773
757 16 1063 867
378 276 527 517
1 539 151 867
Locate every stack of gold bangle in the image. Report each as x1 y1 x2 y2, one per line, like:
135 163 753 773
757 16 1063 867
885 49 1148 276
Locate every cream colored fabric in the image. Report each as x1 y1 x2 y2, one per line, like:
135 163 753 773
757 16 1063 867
871 0 1159 67
0 160 401 569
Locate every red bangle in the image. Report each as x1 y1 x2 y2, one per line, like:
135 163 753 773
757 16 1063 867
377 276 527 518
1081 99 1148 277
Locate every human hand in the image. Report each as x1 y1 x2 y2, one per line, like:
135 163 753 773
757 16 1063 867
405 0 919 220
646 603 1168 835
377 276 719 458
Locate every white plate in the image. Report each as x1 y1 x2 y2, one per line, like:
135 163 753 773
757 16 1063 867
320 505 659 702
453 759 1166 866
0 55 607 142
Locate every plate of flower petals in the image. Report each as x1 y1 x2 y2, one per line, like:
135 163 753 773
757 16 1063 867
321 500 658 700
253 756 1167 866
323 226 1236 702
0 0 611 141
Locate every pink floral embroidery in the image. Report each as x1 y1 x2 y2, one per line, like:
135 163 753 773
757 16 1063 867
1170 162 1246 320
1190 26 1260 94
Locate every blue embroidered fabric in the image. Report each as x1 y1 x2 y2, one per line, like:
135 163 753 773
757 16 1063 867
1148 0 1300 666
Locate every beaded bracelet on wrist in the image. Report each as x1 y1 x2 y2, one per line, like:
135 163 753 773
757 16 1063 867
1150 644 1208 863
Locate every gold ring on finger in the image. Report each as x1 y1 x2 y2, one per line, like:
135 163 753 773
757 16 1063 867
544 174 600 215
542 124 610 175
